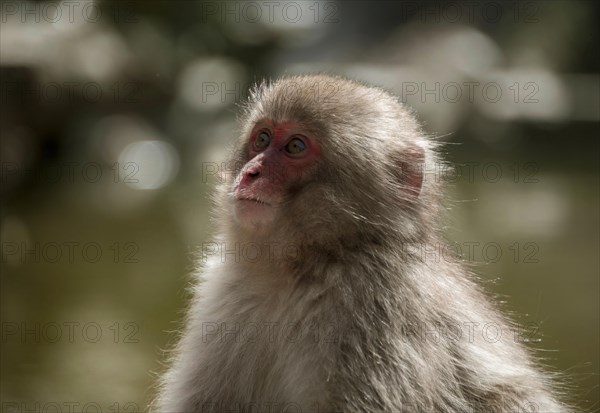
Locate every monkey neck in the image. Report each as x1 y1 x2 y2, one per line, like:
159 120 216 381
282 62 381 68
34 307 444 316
221 221 438 284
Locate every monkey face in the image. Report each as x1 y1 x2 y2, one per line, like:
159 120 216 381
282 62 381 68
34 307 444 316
232 119 321 231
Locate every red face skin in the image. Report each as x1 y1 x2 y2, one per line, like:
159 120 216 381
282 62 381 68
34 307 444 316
233 119 321 229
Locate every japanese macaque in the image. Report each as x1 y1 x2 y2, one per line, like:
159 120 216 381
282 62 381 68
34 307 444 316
155 75 569 412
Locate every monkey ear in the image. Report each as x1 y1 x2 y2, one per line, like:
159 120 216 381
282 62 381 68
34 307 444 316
390 144 424 199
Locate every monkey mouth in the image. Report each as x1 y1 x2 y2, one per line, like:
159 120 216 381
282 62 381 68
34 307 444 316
236 197 271 206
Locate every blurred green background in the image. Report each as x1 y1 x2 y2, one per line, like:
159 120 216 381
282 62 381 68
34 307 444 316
1 0 598 411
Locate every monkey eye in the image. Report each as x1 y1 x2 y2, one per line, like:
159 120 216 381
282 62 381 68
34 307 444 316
254 131 271 150
285 136 307 154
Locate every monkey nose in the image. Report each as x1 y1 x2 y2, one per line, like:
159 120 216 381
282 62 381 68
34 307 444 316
237 165 261 189
244 166 261 180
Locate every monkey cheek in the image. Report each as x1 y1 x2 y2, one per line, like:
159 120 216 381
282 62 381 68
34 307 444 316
234 199 277 229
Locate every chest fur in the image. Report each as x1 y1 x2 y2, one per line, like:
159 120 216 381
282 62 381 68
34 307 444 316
193 268 335 408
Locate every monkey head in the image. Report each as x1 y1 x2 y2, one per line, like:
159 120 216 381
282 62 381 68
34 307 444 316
217 74 442 247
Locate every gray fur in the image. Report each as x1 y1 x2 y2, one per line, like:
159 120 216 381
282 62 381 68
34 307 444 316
154 75 570 412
